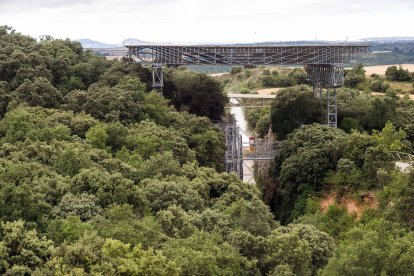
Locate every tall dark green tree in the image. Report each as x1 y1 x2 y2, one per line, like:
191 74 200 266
270 85 323 140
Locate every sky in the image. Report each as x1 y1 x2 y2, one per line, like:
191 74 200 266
1 0 413 44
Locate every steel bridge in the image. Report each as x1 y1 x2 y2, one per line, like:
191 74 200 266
126 43 371 180
126 43 370 127
125 44 369 66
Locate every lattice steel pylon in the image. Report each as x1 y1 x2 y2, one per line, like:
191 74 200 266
304 64 344 128
222 119 243 179
152 64 164 92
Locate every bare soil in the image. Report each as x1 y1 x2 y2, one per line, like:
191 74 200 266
320 192 378 220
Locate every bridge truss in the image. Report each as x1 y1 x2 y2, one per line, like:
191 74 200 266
127 43 370 180
126 44 370 124
125 44 369 66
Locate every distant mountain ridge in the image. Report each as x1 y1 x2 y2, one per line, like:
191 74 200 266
77 37 414 50
361 37 414 42
77 38 145 48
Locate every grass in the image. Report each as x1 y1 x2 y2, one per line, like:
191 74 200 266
387 81 413 93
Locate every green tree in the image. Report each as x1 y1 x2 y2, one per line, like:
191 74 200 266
40 232 179 275
162 231 257 276
321 219 414 276
142 178 204 213
52 193 103 221
0 220 54 274
270 124 346 223
14 77 63 108
165 69 228 120
270 85 323 140
265 224 335 276
93 204 166 247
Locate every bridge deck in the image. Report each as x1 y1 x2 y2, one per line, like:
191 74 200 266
125 44 371 66
228 93 276 99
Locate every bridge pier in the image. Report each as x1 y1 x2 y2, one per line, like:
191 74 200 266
152 64 164 93
304 64 344 128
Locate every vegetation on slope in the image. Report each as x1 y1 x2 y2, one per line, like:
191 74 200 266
2 24 414 275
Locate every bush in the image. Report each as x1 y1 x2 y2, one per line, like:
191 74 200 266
370 79 389 92
261 75 276 87
230 67 243 75
385 65 413 81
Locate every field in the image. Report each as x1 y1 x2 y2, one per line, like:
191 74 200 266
364 64 414 76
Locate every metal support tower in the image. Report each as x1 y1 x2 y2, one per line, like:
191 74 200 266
304 64 344 127
222 120 243 179
152 64 164 92
326 87 338 127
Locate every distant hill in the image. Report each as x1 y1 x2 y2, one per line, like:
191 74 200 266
361 37 414 42
77 38 145 49
123 38 145 45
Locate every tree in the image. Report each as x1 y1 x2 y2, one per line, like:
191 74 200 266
13 77 63 108
270 124 346 223
165 69 228 120
385 65 413 81
51 193 103 221
270 85 323 140
79 84 147 123
321 219 414 275
71 167 146 210
39 232 180 275
141 178 204 213
264 224 335 276
344 64 366 88
384 172 414 229
93 204 166 247
162 231 257 276
0 220 54 274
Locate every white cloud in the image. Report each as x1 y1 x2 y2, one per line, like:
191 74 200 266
0 0 413 43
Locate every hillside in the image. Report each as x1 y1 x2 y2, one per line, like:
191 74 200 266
2 25 414 275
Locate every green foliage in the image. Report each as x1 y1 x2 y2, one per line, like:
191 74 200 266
162 231 257 276
383 172 414 229
40 232 180 275
344 64 367 88
321 219 414 276
93 204 166 247
270 85 323 140
296 204 356 239
142 178 204 213
71 167 146 210
164 69 228 120
371 121 406 151
385 65 413 81
0 220 54 274
230 67 243 75
46 216 93 244
369 79 389 92
52 193 103 221
265 224 335 276
270 124 346 223
340 117 362 132
4 26 414 275
86 123 109 150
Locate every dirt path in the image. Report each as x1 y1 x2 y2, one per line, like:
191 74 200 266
255 88 282 95
210 73 227 77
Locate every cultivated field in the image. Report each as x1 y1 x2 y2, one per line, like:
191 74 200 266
364 64 414 76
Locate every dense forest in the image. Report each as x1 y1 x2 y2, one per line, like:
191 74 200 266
365 41 414 65
2 25 414 275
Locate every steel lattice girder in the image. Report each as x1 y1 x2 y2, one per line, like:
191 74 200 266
125 45 370 66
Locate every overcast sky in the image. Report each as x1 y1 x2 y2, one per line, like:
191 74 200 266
1 0 413 43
